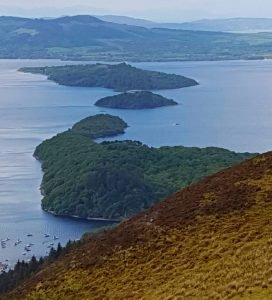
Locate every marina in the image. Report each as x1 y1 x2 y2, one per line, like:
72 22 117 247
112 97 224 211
1 233 62 270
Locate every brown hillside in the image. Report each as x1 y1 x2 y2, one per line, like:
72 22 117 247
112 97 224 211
5 152 272 300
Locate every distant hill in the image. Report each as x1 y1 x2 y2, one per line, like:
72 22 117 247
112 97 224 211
1 15 272 61
97 15 158 28
96 15 199 30
95 91 178 109
98 15 272 33
20 63 198 92
5 150 272 299
179 18 272 33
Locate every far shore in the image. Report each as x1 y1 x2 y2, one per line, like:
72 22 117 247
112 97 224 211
14 57 272 64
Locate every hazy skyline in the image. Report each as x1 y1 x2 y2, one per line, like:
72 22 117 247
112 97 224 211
0 0 272 21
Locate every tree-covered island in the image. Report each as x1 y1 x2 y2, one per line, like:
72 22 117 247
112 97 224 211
95 91 178 109
19 63 198 92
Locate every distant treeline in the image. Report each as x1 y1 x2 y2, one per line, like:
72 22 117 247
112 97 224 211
0 224 116 294
0 225 115 296
0 242 69 294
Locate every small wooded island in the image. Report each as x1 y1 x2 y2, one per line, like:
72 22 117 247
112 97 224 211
19 63 198 92
35 114 255 221
95 91 178 109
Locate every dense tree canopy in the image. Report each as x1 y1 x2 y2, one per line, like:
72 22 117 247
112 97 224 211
71 114 127 138
95 91 178 109
0 241 78 295
20 63 198 92
35 114 255 220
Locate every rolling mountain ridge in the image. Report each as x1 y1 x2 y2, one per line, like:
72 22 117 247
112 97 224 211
1 15 272 61
98 15 272 32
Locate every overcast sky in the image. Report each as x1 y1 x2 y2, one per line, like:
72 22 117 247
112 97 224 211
0 0 272 21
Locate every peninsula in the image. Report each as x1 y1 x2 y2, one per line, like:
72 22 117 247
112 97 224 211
34 114 255 221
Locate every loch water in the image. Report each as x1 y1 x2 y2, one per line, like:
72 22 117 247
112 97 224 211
0 59 272 266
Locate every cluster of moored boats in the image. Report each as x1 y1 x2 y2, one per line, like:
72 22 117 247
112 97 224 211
1 238 10 249
0 262 8 274
1 233 60 256
0 233 61 273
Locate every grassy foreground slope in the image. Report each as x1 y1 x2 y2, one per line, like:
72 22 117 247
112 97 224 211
5 152 272 299
35 114 254 220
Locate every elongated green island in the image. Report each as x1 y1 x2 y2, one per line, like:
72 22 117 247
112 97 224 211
35 114 255 221
95 91 178 109
19 63 198 92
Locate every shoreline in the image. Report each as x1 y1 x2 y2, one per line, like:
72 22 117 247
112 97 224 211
34 118 126 225
4 57 272 64
43 209 120 223
35 156 121 223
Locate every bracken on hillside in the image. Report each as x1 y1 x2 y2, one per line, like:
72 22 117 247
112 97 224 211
4 152 272 300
